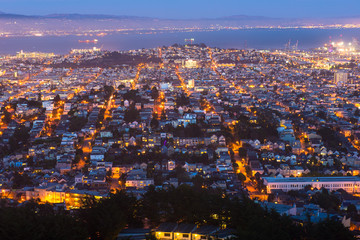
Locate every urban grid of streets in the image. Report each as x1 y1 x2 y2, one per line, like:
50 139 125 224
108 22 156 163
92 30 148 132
0 43 360 214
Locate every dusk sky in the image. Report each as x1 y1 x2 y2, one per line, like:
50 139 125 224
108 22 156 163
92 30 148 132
0 0 359 19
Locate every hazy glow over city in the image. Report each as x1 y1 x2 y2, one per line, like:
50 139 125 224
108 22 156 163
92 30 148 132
1 0 360 18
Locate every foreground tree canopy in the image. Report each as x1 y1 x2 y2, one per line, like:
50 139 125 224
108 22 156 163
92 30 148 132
0 186 354 240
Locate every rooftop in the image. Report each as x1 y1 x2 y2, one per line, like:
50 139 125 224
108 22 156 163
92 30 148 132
263 176 360 183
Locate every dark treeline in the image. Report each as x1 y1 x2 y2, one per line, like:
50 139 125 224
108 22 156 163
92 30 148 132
0 186 354 240
50 52 162 68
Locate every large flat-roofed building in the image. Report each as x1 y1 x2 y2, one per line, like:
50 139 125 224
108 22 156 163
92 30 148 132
263 176 360 194
334 71 348 85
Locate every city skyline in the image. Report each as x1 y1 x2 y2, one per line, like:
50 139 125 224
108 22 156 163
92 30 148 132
1 1 360 240
1 0 360 19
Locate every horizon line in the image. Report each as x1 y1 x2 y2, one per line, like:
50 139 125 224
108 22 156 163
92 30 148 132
1 11 360 21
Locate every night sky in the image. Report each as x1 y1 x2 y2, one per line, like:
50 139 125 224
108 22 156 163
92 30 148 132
0 0 359 19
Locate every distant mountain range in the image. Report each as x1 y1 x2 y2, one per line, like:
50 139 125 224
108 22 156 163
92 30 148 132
0 11 359 36
0 12 155 20
0 11 359 22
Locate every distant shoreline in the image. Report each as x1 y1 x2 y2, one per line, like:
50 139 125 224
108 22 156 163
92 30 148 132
0 28 360 55
1 26 360 39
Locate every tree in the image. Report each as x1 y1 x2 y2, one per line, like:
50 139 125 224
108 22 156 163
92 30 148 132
192 175 205 190
151 86 159 100
124 107 139 123
285 145 292 154
347 204 358 216
176 93 190 106
310 218 354 240
69 116 87 132
350 117 358 124
245 165 252 177
184 124 202 137
74 149 84 164
9 125 30 151
310 188 341 211
174 165 189 183
12 172 33 189
54 94 61 103
309 156 318 165
238 172 246 183
146 162 155 178
238 148 247 158
80 191 141 240
123 89 141 102
0 201 87 240
142 84 150 91
355 109 360 117
150 117 159 129
2 109 12 124
267 193 275 202
0 186 355 240
160 109 166 120
103 85 115 100
317 127 343 151
316 110 327 120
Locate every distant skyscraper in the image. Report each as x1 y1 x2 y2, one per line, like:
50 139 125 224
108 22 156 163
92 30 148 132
334 71 348 86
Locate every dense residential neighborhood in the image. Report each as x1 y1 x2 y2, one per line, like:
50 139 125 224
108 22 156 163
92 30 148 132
1 43 360 239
